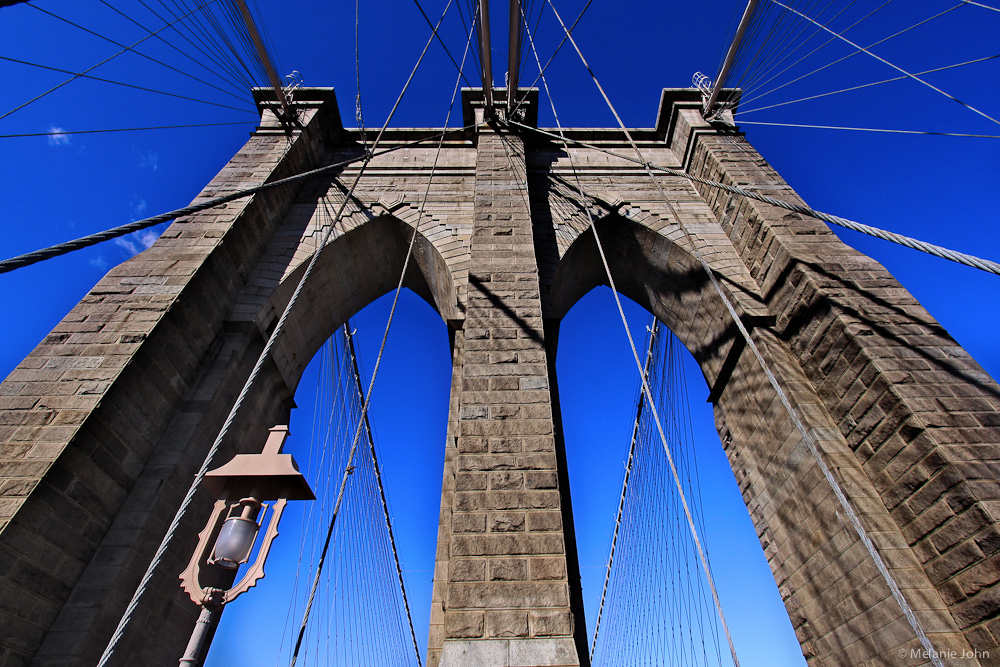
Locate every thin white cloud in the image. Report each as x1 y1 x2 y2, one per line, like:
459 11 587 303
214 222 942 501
89 256 108 271
47 127 69 146
114 228 160 258
135 148 159 170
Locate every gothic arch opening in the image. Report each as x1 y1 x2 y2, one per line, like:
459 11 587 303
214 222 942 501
553 285 806 665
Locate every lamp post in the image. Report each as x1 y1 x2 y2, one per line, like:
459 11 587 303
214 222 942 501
178 425 314 666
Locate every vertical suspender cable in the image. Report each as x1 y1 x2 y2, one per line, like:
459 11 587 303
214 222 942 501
590 321 658 660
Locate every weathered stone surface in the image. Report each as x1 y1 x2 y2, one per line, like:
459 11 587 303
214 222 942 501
0 88 997 667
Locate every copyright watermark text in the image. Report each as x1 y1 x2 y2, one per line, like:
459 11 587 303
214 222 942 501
898 647 990 661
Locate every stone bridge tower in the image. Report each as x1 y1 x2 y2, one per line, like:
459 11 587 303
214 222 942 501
1 88 998 667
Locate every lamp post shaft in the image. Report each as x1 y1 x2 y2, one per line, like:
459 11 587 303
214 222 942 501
178 605 223 667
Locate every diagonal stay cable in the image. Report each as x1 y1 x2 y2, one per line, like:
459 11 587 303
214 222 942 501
96 13 466 659
736 119 1000 138
770 0 1000 127
288 4 472 665
533 2 742 664
738 53 1000 115
0 55 256 113
0 120 256 139
542 0 950 662
508 123 1000 277
4 0 224 122
23 0 251 106
0 126 473 275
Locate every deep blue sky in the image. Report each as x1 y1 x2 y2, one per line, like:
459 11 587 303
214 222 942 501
1 0 998 665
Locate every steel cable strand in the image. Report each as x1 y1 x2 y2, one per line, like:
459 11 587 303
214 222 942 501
0 56 256 114
510 0 595 117
733 119 1000 138
25 0 252 103
132 0 256 94
736 0 860 101
538 2 743 663
508 122 1000 277
154 0 256 91
0 120 258 139
736 0 847 97
963 0 1000 11
206 0 263 85
98 0 460 657
541 2 949 662
0 125 474 275
289 5 472 662
738 53 1000 116
730 0 804 93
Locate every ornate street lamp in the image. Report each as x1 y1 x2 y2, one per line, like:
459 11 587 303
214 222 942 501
178 425 314 666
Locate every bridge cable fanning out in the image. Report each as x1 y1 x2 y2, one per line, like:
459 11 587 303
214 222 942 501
2 0 224 123
525 3 742 663
723 0 902 113
91 0 254 100
276 326 420 665
24 0 254 105
95 0 462 662
539 0 948 662
768 0 1000 129
734 3 973 114
289 5 476 664
736 53 1000 117
582 319 726 665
